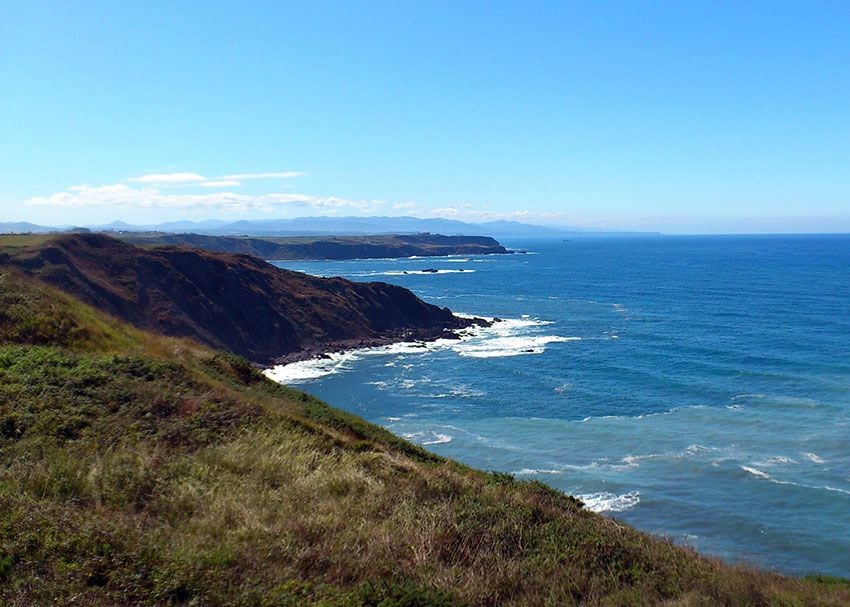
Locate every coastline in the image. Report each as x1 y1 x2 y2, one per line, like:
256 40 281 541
267 315 496 367
115 232 512 261
264 250 518 263
262 313 581 385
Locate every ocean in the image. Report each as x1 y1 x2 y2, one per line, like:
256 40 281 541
266 235 850 577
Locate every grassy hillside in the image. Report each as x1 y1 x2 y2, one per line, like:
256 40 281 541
1 270 848 606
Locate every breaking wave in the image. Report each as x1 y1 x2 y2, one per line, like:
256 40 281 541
402 431 453 446
577 492 641 513
803 452 826 464
264 315 580 384
354 269 476 276
741 465 771 479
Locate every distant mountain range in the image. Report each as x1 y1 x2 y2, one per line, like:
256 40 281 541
0 216 656 238
0 221 52 233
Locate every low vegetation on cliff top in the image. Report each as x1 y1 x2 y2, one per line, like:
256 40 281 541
1 269 848 606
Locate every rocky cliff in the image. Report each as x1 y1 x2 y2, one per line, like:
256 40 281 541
1 233 481 364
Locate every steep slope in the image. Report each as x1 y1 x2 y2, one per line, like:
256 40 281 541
118 232 509 260
0 270 847 606
1 233 480 364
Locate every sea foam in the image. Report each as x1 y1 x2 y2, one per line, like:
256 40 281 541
577 491 641 513
451 315 579 358
264 314 579 384
803 452 826 464
354 269 475 277
513 468 562 475
453 335 580 358
741 465 771 479
263 351 359 384
402 431 453 445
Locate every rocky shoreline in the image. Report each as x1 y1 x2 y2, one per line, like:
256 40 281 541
269 316 494 367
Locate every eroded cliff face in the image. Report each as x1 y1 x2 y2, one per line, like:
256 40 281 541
3 233 480 364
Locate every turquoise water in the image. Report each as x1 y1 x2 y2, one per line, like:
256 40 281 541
268 235 850 577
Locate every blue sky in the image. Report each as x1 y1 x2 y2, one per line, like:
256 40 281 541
1 1 849 232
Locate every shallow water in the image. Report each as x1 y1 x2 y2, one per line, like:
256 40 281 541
268 235 850 577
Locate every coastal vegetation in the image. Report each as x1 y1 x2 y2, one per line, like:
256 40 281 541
1 260 849 604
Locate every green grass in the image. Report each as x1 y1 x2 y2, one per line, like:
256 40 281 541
0 270 146 352
0 233 53 252
1 272 848 605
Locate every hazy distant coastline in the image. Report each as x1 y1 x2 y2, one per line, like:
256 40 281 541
116 232 510 261
0 215 658 239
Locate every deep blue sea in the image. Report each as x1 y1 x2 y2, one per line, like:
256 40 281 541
267 235 850 577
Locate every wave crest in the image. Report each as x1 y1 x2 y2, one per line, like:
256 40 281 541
402 431 453 446
577 491 641 513
264 314 581 383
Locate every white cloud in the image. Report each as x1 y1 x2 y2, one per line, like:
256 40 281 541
199 180 242 188
21 174 571 224
128 170 303 189
220 171 304 180
22 182 384 214
131 172 206 184
18 170 588 226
